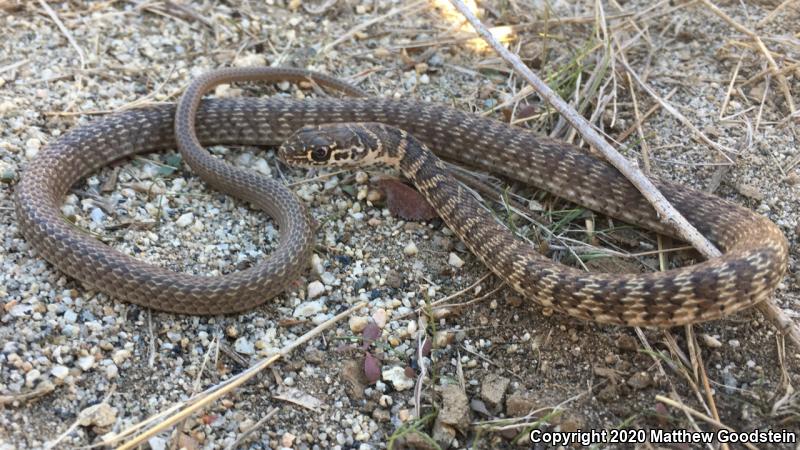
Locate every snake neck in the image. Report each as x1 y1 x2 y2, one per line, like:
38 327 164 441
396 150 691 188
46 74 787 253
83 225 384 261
361 123 448 180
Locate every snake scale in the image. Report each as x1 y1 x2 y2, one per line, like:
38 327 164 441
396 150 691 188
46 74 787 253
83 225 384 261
15 68 788 326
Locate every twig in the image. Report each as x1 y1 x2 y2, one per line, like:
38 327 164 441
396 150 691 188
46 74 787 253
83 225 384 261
686 326 729 450
224 407 279 450
719 55 743 120
287 169 349 187
36 0 86 69
0 59 28 75
460 345 524 382
639 328 710 446
699 0 795 113
656 395 759 450
449 0 800 348
616 87 677 142
319 0 428 55
756 0 798 26
112 301 365 449
169 336 218 450
303 0 338 15
0 381 55 406
620 59 651 172
448 0 721 261
147 310 156 368
619 59 736 162
412 332 428 419
754 74 771 132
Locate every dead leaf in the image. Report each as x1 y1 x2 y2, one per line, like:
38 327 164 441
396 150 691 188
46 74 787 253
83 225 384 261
373 177 438 221
362 321 381 345
364 352 381 383
273 387 324 411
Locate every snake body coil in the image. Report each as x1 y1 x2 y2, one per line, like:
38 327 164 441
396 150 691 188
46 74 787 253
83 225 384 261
15 69 788 324
280 123 788 326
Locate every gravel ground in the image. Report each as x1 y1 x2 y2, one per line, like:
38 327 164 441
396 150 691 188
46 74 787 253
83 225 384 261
1 1 798 449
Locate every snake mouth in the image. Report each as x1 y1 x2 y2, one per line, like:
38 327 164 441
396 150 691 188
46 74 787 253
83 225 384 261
277 144 309 167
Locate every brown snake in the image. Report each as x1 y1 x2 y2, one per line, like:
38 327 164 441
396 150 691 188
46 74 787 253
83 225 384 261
15 68 789 325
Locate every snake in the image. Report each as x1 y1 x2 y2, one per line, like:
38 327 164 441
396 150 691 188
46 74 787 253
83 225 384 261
14 67 788 325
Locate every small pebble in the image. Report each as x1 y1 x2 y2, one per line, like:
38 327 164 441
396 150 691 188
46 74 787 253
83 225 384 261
307 281 325 299
90 208 105 224
382 366 414 391
403 242 418 256
372 309 387 328
112 349 131 365
627 371 652 390
78 403 117 428
311 254 325 276
0 161 17 183
25 138 41 159
448 252 465 268
64 309 78 323
234 337 255 355
25 369 41 387
51 365 69 380
321 272 336 285
349 316 369 333
281 433 296 448
253 158 271 176
701 334 722 348
148 437 166 450
293 300 325 318
9 304 32 317
433 331 454 348
77 356 95 371
234 53 267 67
175 212 194 228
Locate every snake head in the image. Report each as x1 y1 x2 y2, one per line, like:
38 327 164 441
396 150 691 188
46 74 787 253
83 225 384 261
279 123 381 167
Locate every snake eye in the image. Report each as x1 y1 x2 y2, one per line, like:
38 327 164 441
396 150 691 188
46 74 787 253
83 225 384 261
311 147 329 162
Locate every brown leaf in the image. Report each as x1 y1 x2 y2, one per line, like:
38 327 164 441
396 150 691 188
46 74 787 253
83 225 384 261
373 177 438 221
364 352 381 383
654 402 671 427
362 321 381 344
420 337 432 357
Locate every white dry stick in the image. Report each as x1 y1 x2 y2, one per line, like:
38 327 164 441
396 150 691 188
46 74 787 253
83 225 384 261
448 0 720 256
448 0 800 347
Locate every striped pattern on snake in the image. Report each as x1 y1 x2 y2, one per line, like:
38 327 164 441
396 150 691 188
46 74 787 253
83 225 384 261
279 122 788 327
14 67 788 321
